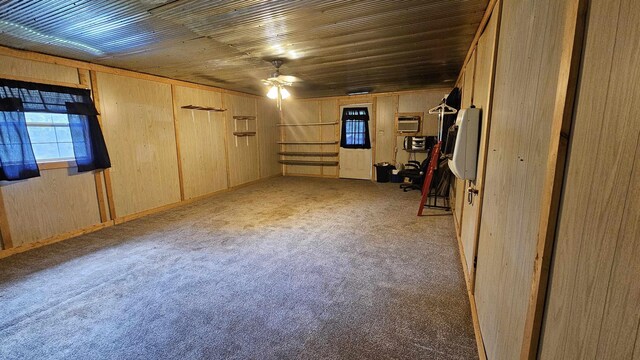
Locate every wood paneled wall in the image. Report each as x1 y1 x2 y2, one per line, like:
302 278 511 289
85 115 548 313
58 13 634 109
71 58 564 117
539 0 640 357
0 49 281 254
320 99 340 177
472 0 568 358
454 51 477 233
459 8 500 286
172 86 227 199
374 96 396 164
2 169 102 247
257 99 282 178
282 89 449 178
0 56 102 247
395 90 446 166
225 94 260 187
282 100 324 176
0 54 79 85
98 72 181 217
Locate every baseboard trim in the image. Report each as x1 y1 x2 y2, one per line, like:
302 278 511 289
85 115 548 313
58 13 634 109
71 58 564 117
0 221 114 260
284 173 340 179
453 216 487 360
0 174 282 259
114 174 282 224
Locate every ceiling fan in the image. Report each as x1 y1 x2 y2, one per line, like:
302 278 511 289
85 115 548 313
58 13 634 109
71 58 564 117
262 60 301 108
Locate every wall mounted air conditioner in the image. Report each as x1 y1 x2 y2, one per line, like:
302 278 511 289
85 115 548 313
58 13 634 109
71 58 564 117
449 107 480 181
396 113 422 133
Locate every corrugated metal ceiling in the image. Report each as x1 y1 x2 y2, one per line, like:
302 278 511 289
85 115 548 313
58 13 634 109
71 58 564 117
0 0 488 98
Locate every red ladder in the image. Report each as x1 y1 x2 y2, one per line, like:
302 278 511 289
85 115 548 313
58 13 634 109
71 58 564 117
417 141 441 216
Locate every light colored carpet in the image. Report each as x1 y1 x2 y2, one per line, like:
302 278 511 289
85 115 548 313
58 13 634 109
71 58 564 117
0 176 477 360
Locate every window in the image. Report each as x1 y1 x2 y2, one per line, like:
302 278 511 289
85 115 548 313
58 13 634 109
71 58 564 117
340 107 371 149
0 78 111 181
25 112 75 162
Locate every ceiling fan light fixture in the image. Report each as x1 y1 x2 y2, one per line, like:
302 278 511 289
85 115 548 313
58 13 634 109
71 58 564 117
280 87 291 99
267 85 279 99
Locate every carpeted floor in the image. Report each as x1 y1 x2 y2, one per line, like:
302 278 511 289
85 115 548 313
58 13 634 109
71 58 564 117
0 176 477 360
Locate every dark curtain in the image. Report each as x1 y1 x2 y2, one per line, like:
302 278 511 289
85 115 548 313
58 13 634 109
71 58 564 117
442 87 461 157
0 79 110 175
340 107 371 149
66 102 111 171
0 97 39 181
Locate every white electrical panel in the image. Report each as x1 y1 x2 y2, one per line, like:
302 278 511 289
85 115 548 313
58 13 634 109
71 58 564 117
448 107 480 181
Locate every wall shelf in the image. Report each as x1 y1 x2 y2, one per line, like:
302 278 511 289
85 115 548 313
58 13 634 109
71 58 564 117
233 131 256 137
278 160 339 166
233 116 256 121
277 141 339 145
278 152 339 157
234 116 256 146
277 122 339 127
181 105 226 112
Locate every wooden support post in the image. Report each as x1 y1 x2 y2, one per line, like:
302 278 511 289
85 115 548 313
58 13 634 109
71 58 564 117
170 85 185 201
0 188 13 249
89 70 117 220
469 0 503 295
520 0 588 358
222 94 232 188
371 97 377 181
80 68 109 223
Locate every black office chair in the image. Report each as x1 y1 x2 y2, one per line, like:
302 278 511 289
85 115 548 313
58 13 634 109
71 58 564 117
398 150 433 192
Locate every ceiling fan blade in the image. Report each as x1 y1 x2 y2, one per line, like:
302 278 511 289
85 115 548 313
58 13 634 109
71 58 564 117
277 75 302 83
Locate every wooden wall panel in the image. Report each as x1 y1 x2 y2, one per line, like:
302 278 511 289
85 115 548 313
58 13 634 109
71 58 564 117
0 54 79 85
455 52 476 233
282 101 322 176
256 99 282 178
225 94 260 186
1 169 101 246
539 0 640 358
398 91 443 136
0 55 103 248
97 72 181 217
320 99 339 177
374 95 396 165
172 86 227 199
395 89 448 166
460 11 499 283
472 0 567 358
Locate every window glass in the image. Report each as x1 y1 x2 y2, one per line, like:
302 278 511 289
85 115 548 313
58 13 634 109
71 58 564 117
25 112 75 161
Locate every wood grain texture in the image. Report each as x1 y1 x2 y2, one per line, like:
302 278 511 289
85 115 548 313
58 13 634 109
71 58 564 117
460 4 500 291
520 0 587 357
1 169 102 246
455 52 476 237
257 99 282 178
375 96 396 164
173 86 228 199
282 101 322 176
394 90 448 165
0 46 258 99
0 221 112 260
225 94 260 186
0 189 13 249
472 0 567 358
398 90 447 137
0 56 104 248
90 70 116 220
97 72 181 218
0 54 80 84
539 0 640 358
320 99 340 177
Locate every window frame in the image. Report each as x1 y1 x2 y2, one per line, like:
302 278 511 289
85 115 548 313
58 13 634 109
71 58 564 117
24 112 78 169
340 107 371 149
